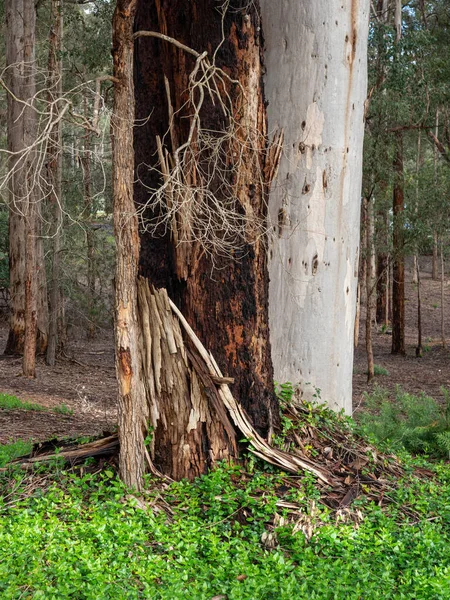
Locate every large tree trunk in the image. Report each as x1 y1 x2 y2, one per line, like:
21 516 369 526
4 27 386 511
133 0 279 439
5 0 46 359
113 0 252 487
391 132 405 355
262 0 370 413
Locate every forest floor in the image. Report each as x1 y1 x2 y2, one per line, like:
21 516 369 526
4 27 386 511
0 328 117 444
353 256 450 413
0 256 449 444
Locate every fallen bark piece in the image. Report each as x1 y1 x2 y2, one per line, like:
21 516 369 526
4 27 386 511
12 434 119 466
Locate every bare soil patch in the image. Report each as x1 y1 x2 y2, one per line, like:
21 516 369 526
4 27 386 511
353 257 450 412
1 255 449 444
0 326 117 444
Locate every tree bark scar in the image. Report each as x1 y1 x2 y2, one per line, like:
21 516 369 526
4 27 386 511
350 0 359 64
118 346 133 395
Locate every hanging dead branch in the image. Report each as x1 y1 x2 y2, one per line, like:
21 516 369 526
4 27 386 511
133 29 283 261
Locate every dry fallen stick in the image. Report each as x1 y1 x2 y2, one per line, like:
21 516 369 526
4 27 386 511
12 435 119 466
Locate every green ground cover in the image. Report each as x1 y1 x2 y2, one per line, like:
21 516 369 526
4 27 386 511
1 454 450 599
2 390 450 599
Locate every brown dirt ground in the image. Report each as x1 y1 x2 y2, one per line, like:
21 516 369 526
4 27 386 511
0 327 117 444
353 256 450 413
0 256 449 444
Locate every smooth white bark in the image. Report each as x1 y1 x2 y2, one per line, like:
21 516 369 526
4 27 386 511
262 0 369 413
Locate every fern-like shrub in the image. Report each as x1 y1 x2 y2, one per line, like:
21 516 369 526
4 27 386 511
358 386 450 458
357 387 450 459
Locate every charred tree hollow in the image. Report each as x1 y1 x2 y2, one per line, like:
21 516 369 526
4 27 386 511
133 0 279 436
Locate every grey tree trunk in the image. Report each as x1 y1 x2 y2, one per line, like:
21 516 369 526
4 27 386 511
262 0 370 413
46 0 63 366
394 0 402 42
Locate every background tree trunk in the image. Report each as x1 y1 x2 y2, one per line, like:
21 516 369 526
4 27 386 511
412 130 422 285
21 0 38 377
112 0 148 489
416 257 422 357
5 0 27 356
391 131 405 355
80 96 96 339
133 0 279 438
441 243 446 348
366 197 375 382
262 0 370 413
5 0 47 358
432 232 439 281
432 109 440 281
46 0 63 366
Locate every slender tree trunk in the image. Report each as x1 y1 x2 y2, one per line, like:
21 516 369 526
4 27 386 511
392 132 405 355
377 252 389 323
441 243 446 348
112 0 148 489
412 255 418 285
412 131 422 285
21 0 38 377
46 0 63 366
36 206 49 355
354 282 361 348
416 257 422 357
432 109 440 281
387 258 391 325
262 0 370 413
366 198 375 382
355 198 367 349
80 97 96 339
432 233 439 280
376 206 389 325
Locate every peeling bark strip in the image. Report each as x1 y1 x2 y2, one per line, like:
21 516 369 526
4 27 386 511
134 0 279 435
137 279 237 480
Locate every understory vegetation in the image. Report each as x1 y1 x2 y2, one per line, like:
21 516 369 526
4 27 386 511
359 386 450 458
0 393 73 416
2 396 450 599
